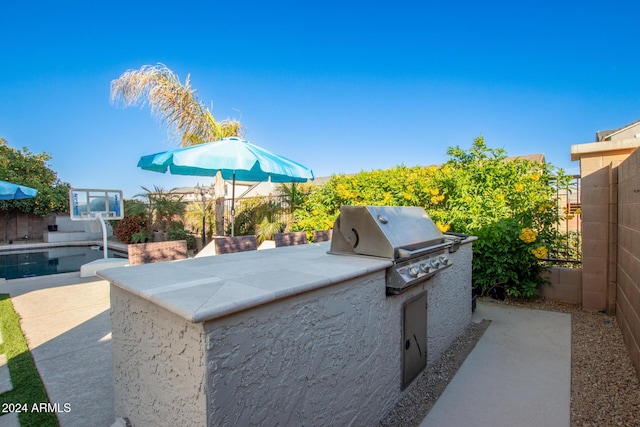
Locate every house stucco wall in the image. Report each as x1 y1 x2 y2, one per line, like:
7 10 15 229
604 123 640 141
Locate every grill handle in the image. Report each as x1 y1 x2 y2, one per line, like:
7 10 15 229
397 241 450 260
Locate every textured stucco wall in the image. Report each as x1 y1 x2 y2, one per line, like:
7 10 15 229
426 243 473 363
109 242 473 426
110 286 207 426
204 243 473 426
204 272 399 426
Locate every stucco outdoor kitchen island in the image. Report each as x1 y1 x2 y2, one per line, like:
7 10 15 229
98 238 475 426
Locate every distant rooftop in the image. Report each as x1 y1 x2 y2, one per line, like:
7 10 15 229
505 153 545 163
596 119 640 142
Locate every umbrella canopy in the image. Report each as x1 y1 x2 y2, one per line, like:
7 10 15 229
0 179 38 200
138 137 314 183
137 137 314 236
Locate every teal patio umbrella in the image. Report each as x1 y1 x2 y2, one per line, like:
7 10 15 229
138 137 314 236
0 179 38 200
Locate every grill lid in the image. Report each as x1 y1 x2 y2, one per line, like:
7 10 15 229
329 205 444 259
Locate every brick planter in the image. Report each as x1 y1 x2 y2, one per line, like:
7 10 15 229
127 240 187 265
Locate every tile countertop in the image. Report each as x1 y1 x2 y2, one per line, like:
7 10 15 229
97 242 392 324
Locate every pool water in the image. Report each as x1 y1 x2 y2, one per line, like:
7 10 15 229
0 246 127 280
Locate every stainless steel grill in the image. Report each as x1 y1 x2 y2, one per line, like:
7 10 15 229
329 206 462 294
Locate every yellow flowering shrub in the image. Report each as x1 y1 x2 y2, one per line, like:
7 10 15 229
430 194 445 204
531 246 548 259
436 221 450 233
519 228 537 243
291 137 569 298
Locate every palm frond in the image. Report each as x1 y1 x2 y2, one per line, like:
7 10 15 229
205 109 244 140
110 63 242 146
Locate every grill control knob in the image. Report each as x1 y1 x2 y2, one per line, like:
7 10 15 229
420 263 431 273
408 266 419 278
438 256 449 266
430 258 440 268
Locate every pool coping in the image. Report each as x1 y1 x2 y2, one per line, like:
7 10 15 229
0 240 129 255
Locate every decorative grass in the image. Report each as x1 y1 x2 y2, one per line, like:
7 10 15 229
0 294 58 427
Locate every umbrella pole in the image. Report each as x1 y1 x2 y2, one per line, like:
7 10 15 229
231 173 236 237
292 183 296 213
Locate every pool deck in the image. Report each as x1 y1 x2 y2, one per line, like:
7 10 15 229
0 273 114 427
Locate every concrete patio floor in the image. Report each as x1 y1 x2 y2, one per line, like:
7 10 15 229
0 273 114 427
420 301 571 427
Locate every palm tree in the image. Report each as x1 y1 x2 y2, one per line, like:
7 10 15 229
277 182 310 213
110 63 242 146
183 199 216 244
134 185 185 234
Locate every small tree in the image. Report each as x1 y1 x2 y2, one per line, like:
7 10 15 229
277 182 311 213
184 199 216 243
428 137 568 297
228 197 286 242
0 138 70 241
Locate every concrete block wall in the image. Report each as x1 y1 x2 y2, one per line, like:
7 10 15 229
580 154 620 310
540 266 583 304
0 212 57 243
578 151 630 311
616 147 640 376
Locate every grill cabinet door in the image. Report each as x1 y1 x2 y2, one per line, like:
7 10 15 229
402 292 427 389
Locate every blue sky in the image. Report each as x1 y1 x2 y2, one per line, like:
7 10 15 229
2 0 640 199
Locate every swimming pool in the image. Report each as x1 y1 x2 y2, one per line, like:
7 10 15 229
0 246 128 280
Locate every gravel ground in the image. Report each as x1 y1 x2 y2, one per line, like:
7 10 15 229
380 297 640 427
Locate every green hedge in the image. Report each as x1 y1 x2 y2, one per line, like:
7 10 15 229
292 137 572 298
